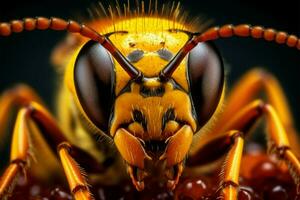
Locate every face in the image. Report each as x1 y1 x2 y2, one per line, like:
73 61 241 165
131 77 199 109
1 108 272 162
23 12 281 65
73 17 224 190
111 77 197 190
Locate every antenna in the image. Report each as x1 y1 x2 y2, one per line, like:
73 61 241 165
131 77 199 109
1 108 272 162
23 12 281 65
0 17 143 80
160 24 300 80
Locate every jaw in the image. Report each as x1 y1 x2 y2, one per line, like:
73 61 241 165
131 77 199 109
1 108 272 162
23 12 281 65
113 125 193 190
126 160 185 191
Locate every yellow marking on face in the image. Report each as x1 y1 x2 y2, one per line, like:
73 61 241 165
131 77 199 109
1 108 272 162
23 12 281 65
110 81 197 140
143 78 161 87
101 17 190 95
64 17 195 140
64 17 191 96
128 122 144 136
164 120 180 137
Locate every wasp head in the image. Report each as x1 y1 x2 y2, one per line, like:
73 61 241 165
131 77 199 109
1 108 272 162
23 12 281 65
73 30 224 191
110 77 197 190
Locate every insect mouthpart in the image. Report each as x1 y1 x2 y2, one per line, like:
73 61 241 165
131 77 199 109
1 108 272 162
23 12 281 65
125 140 184 191
126 149 186 191
114 124 193 191
143 140 168 156
111 76 197 191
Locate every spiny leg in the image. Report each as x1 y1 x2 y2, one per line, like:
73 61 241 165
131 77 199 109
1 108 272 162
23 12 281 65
219 100 300 183
187 130 244 200
188 100 300 198
0 102 96 199
218 132 244 200
188 100 263 166
0 84 43 141
220 68 300 155
0 102 63 198
58 142 93 200
264 105 300 182
0 85 65 180
187 129 244 200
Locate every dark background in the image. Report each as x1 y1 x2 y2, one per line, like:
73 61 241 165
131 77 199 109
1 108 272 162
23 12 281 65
0 0 299 127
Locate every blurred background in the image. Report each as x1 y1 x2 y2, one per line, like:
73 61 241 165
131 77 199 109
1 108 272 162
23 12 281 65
0 0 299 126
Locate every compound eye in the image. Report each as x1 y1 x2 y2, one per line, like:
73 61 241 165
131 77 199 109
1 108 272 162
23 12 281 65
188 42 224 129
74 40 115 132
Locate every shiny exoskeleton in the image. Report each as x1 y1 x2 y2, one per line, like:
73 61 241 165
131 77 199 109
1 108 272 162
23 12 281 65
0 3 300 200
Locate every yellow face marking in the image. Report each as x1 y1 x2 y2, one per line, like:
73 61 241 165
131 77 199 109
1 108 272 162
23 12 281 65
65 17 196 141
110 80 197 140
100 17 190 95
65 17 191 97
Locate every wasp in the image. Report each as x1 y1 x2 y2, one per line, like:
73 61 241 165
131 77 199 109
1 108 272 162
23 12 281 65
0 1 300 199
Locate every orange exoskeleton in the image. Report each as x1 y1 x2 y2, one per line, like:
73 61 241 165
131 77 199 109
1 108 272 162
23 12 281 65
0 1 300 199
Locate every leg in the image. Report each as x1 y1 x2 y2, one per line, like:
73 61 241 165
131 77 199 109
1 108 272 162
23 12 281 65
0 84 42 143
220 68 300 155
188 100 300 199
0 102 95 199
58 142 92 200
188 100 263 166
218 132 244 200
219 100 300 175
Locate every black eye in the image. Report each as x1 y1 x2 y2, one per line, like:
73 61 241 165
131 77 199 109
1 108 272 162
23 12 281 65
187 42 224 128
74 40 115 132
